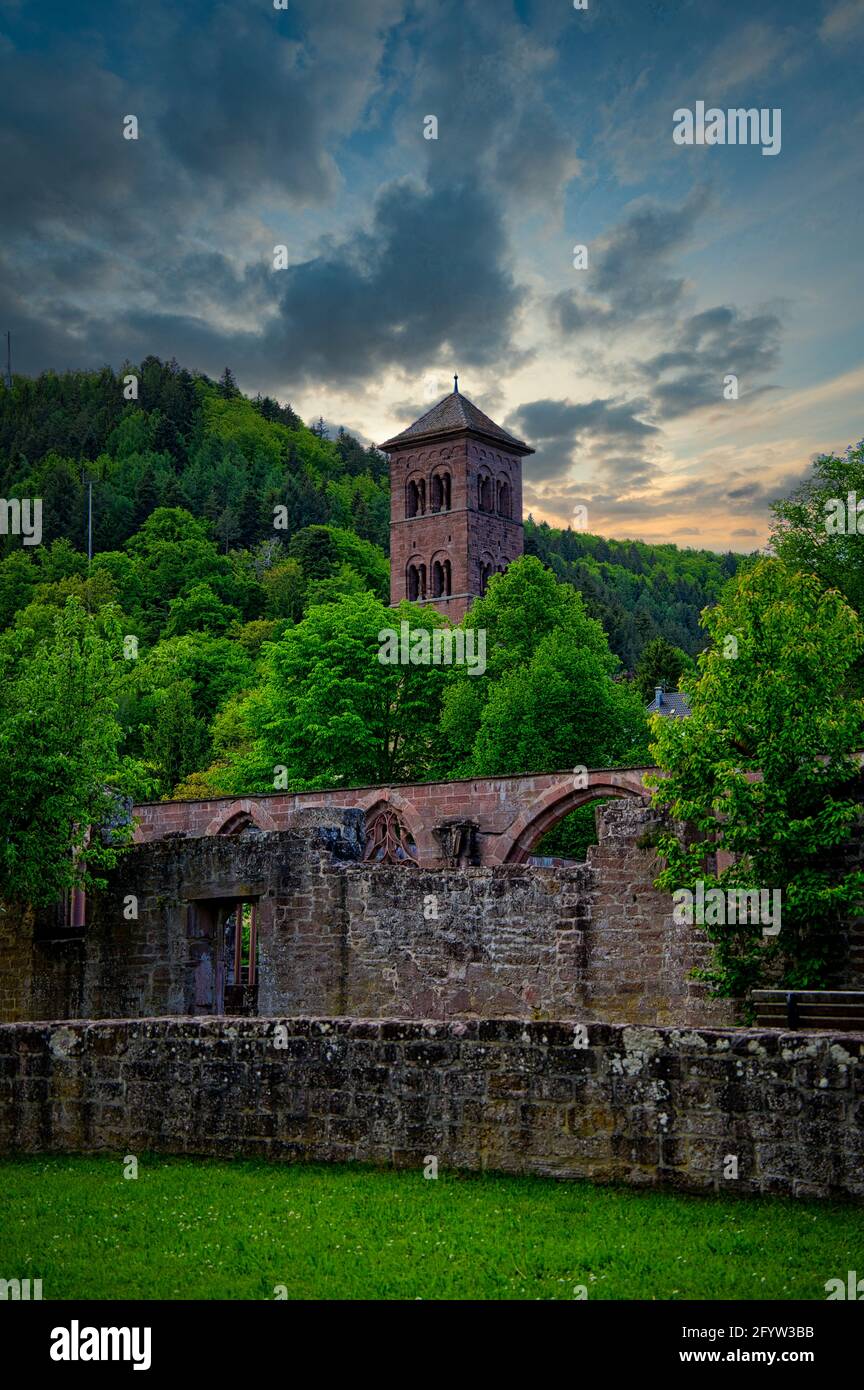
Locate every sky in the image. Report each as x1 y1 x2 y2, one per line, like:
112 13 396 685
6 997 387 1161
1 0 862 552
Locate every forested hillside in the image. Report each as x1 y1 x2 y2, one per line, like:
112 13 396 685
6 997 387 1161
0 359 750 839
525 520 743 669
0 358 746 668
0 356 390 556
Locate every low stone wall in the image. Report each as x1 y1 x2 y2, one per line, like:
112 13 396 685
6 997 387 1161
1 1018 861 1199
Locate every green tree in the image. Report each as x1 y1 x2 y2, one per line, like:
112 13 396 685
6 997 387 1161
123 508 243 640
771 440 864 615
141 680 211 796
262 558 306 622
287 524 388 598
470 629 649 775
136 634 254 725
439 555 621 774
215 592 447 792
164 583 241 638
0 552 36 629
634 636 694 702
648 559 864 1000
305 563 368 608
0 600 129 906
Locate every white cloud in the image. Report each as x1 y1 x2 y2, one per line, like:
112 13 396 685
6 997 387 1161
820 0 864 43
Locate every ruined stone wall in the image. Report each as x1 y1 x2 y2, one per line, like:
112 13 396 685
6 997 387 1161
299 803 733 1026
129 765 653 867
0 812 365 1024
0 804 735 1028
1 1017 861 1200
0 907 36 1023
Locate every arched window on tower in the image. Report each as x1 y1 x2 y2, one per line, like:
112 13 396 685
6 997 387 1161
407 563 427 601
478 473 493 512
407 478 426 517
432 558 452 598
497 479 511 518
480 561 493 595
430 471 451 513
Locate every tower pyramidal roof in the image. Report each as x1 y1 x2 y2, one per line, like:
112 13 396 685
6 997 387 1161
380 386 534 454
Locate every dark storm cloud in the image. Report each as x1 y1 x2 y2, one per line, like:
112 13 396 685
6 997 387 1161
407 0 579 205
549 293 613 335
260 179 523 383
144 6 335 206
0 47 153 239
4 176 523 389
550 188 710 336
0 0 540 387
546 188 784 443
591 189 709 307
0 0 408 234
507 396 659 485
599 455 656 489
0 239 275 378
487 104 580 203
640 305 783 418
509 396 658 446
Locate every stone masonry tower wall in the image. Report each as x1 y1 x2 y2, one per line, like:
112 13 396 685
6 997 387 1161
381 385 533 623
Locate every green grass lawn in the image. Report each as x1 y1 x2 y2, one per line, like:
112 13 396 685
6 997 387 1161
1 1155 860 1300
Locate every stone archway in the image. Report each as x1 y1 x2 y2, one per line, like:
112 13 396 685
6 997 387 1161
490 769 650 865
204 799 278 837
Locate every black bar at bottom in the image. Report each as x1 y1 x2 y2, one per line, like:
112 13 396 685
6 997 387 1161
6 1297 858 1375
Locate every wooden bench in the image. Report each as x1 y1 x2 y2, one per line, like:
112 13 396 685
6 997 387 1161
751 990 864 1031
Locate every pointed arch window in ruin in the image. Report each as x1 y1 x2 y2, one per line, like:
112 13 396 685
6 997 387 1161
218 810 256 835
363 807 420 865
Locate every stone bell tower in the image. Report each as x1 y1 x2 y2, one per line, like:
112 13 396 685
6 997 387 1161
380 378 533 622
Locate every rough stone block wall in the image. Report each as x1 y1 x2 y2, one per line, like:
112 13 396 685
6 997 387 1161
259 801 734 1026
0 805 736 1027
0 907 35 1022
327 863 592 1020
1 1018 861 1200
0 814 366 1024
584 803 732 1026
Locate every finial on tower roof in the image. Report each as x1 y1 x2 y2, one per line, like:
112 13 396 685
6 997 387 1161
453 373 459 393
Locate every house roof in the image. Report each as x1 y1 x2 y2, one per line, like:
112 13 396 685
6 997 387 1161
646 689 692 718
379 389 534 454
